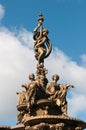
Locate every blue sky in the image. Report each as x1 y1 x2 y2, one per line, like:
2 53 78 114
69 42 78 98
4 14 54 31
1 0 86 62
0 0 86 127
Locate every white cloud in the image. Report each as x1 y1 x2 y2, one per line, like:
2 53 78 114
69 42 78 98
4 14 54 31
45 48 86 117
80 54 86 67
0 4 5 20
0 26 86 126
46 48 86 92
68 93 86 117
0 27 36 125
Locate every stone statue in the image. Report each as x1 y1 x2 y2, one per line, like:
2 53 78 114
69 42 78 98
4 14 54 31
17 89 27 124
58 84 74 115
17 74 36 107
19 73 48 110
46 74 74 115
33 13 52 65
17 73 38 123
22 73 39 107
46 74 60 97
17 89 27 106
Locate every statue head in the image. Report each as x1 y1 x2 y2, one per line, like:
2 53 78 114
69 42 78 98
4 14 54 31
43 29 49 35
29 73 35 81
52 74 59 82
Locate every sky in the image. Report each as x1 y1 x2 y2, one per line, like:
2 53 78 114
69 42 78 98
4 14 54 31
0 0 86 127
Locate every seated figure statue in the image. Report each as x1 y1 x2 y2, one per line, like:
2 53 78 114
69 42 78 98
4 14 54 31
22 73 39 107
22 73 48 108
46 74 60 100
17 89 27 106
46 74 73 116
17 73 39 123
16 85 28 124
57 83 73 116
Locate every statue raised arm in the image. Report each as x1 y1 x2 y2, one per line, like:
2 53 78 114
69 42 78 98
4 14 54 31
33 13 52 65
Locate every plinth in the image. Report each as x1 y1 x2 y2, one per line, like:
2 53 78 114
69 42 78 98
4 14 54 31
24 115 86 130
